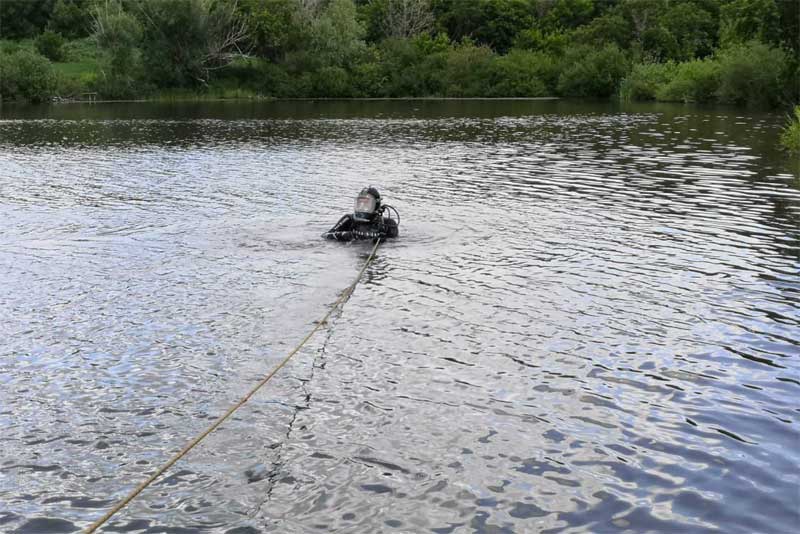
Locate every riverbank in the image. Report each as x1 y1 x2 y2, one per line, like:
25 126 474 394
3 30 797 109
44 95 563 105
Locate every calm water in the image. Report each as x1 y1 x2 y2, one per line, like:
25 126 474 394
0 100 798 534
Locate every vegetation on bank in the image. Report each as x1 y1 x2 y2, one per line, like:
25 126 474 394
0 0 797 108
781 105 800 153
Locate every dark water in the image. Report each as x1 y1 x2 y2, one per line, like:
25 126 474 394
1 100 798 533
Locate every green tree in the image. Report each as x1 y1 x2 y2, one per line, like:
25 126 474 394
716 40 789 107
477 0 535 53
619 61 677 101
1 0 793 104
661 1 718 60
0 50 56 103
236 0 302 61
538 0 597 31
618 0 675 60
48 0 93 39
490 49 552 96
655 58 720 103
311 65 352 96
132 0 249 87
514 27 570 54
557 43 629 97
307 0 366 68
373 34 449 96
93 0 144 98
360 0 434 42
431 0 485 44
0 0 56 39
719 0 780 46
432 0 535 53
443 40 494 96
572 12 633 49
373 37 426 96
776 0 800 53
640 23 679 61
35 30 66 62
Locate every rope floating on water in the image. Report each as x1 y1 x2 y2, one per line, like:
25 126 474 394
85 239 382 533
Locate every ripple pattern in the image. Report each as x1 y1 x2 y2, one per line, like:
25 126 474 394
0 101 798 533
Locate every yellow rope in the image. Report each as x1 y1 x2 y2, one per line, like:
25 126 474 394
85 239 382 533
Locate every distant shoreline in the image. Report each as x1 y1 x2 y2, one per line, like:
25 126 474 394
40 96 562 105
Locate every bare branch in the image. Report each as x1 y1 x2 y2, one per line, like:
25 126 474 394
381 0 433 40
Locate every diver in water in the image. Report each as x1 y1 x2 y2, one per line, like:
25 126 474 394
323 187 400 242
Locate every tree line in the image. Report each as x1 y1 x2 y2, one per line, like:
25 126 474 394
0 0 798 107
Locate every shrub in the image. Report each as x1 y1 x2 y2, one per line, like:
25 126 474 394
780 105 800 153
414 51 448 96
620 62 676 101
54 69 93 98
656 58 719 103
373 38 423 96
374 36 447 97
290 72 314 97
218 57 297 97
443 41 495 97
220 60 291 97
716 40 789 107
0 49 56 103
311 66 353 97
490 50 552 97
35 30 66 62
351 61 384 97
0 39 25 55
92 1 144 99
557 44 629 97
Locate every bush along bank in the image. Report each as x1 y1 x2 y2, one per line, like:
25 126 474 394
621 40 795 108
781 105 800 153
0 0 797 109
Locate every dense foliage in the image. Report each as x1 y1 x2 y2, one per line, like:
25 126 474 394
35 30 66 61
0 49 56 103
0 0 797 108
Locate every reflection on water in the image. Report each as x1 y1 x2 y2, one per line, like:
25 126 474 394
0 101 798 533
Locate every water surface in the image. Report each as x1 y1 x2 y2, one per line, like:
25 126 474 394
1 100 798 533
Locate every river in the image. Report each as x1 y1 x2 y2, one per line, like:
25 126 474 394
1 100 798 533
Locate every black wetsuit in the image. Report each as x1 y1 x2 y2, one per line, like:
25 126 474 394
323 214 399 242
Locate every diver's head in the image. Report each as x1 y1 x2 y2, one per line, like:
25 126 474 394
353 187 381 222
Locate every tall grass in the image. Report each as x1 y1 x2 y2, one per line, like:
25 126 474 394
781 105 800 153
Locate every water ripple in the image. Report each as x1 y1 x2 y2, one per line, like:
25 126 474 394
0 101 797 533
